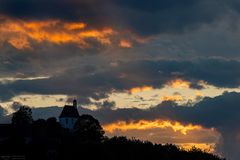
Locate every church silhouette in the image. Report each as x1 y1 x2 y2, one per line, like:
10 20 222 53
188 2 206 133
59 100 79 130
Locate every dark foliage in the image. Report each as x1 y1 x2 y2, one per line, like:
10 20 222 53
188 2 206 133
73 114 105 143
10 106 33 145
0 109 225 160
12 106 33 126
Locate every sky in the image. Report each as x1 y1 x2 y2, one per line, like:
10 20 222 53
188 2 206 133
1 0 240 159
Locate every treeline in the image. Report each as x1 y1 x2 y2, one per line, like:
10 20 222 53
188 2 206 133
0 106 225 160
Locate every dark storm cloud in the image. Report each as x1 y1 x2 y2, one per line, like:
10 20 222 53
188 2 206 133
63 92 240 129
0 0 238 36
113 0 228 35
0 41 104 79
1 58 240 102
108 58 240 89
0 0 111 26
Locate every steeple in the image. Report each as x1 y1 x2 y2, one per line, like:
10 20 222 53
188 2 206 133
73 99 77 108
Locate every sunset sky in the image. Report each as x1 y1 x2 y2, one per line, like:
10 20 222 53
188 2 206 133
1 0 240 159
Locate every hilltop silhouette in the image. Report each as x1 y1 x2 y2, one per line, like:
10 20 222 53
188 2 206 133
0 104 225 160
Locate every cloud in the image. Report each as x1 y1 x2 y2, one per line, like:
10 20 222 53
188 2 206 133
103 92 240 160
100 100 116 109
0 105 5 116
0 58 240 103
0 1 240 158
103 119 202 135
119 40 132 48
166 79 191 88
161 95 183 102
0 0 111 25
0 16 117 49
0 105 10 123
0 76 49 84
0 0 239 37
128 86 153 94
14 92 240 126
102 119 219 152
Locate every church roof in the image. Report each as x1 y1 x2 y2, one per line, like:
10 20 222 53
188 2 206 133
59 105 79 118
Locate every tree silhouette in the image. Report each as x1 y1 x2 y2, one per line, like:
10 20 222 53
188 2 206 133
10 106 33 147
12 106 33 126
74 114 105 143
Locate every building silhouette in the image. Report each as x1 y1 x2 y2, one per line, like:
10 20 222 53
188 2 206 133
59 99 79 129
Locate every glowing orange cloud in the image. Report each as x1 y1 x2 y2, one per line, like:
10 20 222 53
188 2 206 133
119 39 132 48
8 36 31 49
179 143 215 153
79 28 114 45
63 22 87 30
0 16 117 49
129 86 153 94
167 79 191 88
0 15 151 50
161 95 183 102
103 120 202 135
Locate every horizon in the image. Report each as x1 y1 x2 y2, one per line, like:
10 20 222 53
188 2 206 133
0 0 240 159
